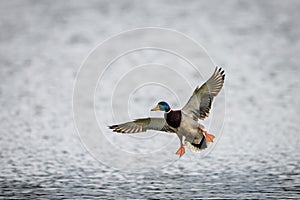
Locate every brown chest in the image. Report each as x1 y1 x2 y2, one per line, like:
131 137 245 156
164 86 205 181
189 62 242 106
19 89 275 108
165 110 182 128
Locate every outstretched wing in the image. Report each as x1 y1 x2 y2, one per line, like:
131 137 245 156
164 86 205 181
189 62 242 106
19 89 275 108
108 117 175 133
182 67 225 120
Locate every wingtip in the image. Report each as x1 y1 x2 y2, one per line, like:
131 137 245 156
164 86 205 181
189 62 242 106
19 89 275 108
215 66 225 80
108 125 120 133
108 125 115 129
216 66 224 72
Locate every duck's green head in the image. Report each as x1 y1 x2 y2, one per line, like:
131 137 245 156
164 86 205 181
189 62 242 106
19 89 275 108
151 101 171 112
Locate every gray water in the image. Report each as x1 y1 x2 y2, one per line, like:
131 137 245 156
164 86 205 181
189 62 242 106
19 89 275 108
1 0 300 199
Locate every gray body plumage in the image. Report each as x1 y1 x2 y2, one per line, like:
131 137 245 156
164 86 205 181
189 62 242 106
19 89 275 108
178 112 206 147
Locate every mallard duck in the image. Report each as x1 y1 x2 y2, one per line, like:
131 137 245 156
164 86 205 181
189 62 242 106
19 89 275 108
109 67 225 157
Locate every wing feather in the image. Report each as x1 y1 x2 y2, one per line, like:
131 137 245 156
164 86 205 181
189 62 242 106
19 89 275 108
109 117 175 134
182 67 225 120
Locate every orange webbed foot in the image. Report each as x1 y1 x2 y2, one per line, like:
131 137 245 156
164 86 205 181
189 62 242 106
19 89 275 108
175 145 185 157
200 128 215 142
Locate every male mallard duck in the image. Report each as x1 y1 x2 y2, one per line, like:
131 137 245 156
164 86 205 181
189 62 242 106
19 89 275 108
109 67 225 157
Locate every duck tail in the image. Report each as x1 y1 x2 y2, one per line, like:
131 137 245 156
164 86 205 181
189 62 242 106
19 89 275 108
184 136 207 152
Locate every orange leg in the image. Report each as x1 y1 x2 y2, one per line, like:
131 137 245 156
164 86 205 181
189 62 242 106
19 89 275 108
200 128 215 142
175 135 185 157
175 143 185 157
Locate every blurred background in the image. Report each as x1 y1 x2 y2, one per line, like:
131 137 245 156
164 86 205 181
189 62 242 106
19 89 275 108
1 0 299 199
